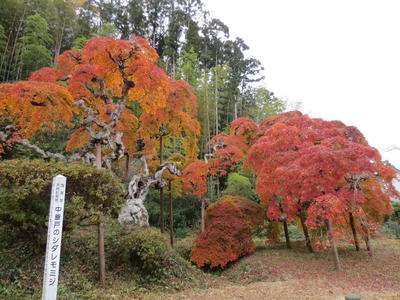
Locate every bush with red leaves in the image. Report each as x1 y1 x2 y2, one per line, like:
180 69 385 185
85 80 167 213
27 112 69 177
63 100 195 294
190 195 264 268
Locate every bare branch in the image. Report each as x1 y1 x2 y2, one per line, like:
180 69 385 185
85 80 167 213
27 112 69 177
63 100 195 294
74 99 107 129
15 138 67 161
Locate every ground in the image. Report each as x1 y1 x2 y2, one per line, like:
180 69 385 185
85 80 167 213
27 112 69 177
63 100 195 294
1 224 399 300
145 238 400 300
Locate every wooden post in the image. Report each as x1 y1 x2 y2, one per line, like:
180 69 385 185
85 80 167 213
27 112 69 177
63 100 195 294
349 213 360 251
169 180 174 247
326 219 341 271
200 197 205 233
159 136 164 233
283 220 292 249
299 213 313 253
95 143 106 285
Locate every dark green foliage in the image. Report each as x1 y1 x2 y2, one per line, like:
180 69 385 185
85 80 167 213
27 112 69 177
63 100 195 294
71 36 88 50
242 87 287 123
390 201 400 222
19 14 53 79
146 188 200 237
383 202 400 238
0 159 125 245
0 25 6 55
113 227 196 284
0 220 201 298
2 123 74 160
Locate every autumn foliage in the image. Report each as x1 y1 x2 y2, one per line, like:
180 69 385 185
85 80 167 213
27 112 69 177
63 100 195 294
0 36 199 162
190 195 264 268
187 111 397 265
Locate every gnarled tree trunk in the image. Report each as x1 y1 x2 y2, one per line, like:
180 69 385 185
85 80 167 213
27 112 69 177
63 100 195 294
118 157 181 226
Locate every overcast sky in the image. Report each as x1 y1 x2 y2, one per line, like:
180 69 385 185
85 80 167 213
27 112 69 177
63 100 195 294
203 0 400 168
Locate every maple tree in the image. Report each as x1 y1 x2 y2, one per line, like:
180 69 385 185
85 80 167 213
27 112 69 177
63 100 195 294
186 111 397 270
0 35 200 282
246 111 398 265
0 35 199 223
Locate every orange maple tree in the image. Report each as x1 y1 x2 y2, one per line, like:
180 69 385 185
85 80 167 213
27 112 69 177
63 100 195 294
0 36 201 283
0 36 200 224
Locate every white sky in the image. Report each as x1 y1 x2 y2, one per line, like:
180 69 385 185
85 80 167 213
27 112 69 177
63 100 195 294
203 0 400 168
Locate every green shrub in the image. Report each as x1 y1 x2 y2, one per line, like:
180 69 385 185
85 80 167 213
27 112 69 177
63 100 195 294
114 227 195 284
222 172 258 201
175 235 196 260
0 159 125 245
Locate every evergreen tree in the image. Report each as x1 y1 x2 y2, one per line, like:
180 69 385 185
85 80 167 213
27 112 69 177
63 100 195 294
242 87 286 123
19 14 53 79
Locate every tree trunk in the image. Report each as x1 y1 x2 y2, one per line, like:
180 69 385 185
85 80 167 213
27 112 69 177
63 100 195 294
201 197 205 233
283 220 292 249
118 158 181 226
96 143 106 285
299 213 313 253
124 153 130 182
159 135 164 233
326 219 341 271
6 7 26 81
54 18 66 66
364 231 373 257
98 221 106 284
169 180 174 247
349 213 360 251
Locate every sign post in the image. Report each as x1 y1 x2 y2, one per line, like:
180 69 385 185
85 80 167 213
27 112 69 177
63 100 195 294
42 175 67 300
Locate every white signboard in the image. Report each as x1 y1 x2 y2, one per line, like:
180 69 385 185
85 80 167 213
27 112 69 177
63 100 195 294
42 175 67 300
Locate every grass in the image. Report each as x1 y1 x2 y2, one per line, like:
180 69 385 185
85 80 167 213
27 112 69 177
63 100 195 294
1 221 400 300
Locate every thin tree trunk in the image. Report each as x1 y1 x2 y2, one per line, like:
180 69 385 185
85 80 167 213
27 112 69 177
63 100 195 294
98 222 105 283
360 220 373 256
124 153 130 182
326 219 341 271
283 220 291 249
96 143 106 285
0 15 14 80
349 213 360 251
200 197 205 233
299 213 313 253
214 66 218 136
54 18 66 66
6 8 26 81
169 180 174 247
159 135 164 233
364 232 373 257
